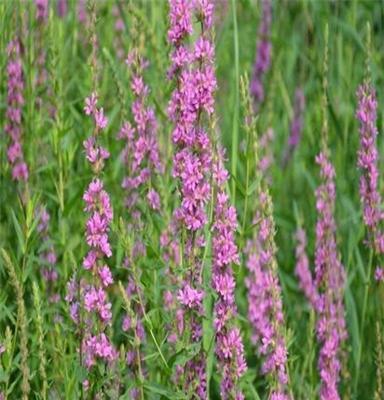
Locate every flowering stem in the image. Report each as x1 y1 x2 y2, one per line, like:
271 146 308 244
231 0 239 204
241 122 251 236
132 262 169 370
354 247 373 396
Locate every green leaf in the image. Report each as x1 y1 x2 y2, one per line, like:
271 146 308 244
143 382 184 399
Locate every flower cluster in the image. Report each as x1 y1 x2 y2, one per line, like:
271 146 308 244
294 228 318 308
356 83 384 279
259 127 274 176
34 0 49 110
284 88 305 165
314 151 347 400
77 0 87 23
5 38 28 182
78 92 116 369
118 48 163 397
112 5 125 59
289 88 305 149
37 207 60 305
118 50 162 218
167 0 216 396
250 0 272 108
35 0 48 21
246 189 290 399
57 0 67 18
212 149 247 399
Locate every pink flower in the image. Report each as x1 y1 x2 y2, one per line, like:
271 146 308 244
99 265 113 287
12 162 29 181
94 108 108 129
375 267 384 282
250 0 272 108
177 284 204 309
5 38 28 182
147 189 161 210
84 92 98 115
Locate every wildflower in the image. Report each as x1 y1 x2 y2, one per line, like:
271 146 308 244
283 88 305 165
82 333 118 369
244 81 290 398
250 0 272 108
356 82 383 254
5 39 28 182
259 127 274 176
94 108 108 129
36 206 60 306
211 148 247 398
147 189 161 210
289 89 305 148
77 0 87 23
314 151 347 400
71 84 116 371
177 284 204 309
166 0 219 396
57 0 68 18
294 228 318 308
118 50 163 216
35 0 48 22
375 267 384 282
245 189 290 398
112 5 125 59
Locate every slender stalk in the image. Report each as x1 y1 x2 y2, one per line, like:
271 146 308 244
354 248 373 395
32 281 48 400
230 0 239 204
1 249 30 400
118 282 145 399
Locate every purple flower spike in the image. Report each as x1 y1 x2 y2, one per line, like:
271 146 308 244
212 148 247 399
166 0 220 396
250 0 272 109
5 39 28 182
246 189 290 399
283 88 305 165
356 82 384 255
314 151 347 400
294 228 318 308
67 79 117 371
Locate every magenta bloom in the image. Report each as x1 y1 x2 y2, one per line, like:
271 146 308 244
294 151 347 400
166 0 218 396
246 190 290 399
250 0 272 108
77 0 87 23
212 149 247 399
375 267 384 282
67 91 117 371
118 49 163 216
356 82 384 254
35 0 48 21
283 88 305 165
117 48 163 396
111 5 126 59
294 228 318 308
36 207 60 305
314 151 347 400
5 39 28 182
34 0 50 110
288 88 305 148
57 0 68 18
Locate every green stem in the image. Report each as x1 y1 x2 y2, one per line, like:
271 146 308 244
241 135 251 236
230 0 239 204
354 248 373 396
